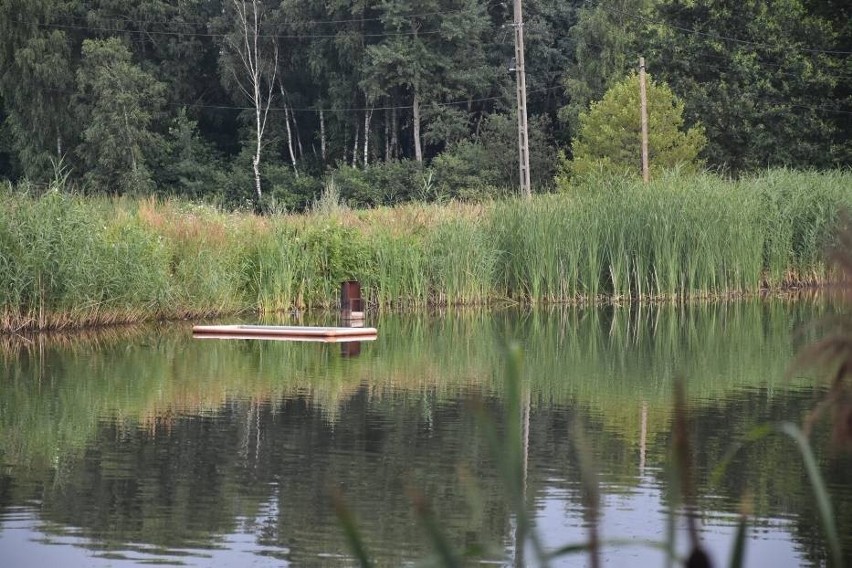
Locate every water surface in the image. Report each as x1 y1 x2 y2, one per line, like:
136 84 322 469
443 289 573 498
1 301 849 566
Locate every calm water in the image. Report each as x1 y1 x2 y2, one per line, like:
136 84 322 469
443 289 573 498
1 302 850 567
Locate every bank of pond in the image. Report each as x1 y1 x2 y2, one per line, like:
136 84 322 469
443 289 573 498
1 168 850 332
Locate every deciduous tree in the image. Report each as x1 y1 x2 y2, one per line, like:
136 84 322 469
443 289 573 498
0 0 81 181
219 0 279 210
648 0 846 172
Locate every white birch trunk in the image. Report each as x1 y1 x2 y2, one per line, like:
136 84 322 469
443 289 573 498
293 112 304 159
413 90 422 163
363 107 373 168
320 109 327 162
283 103 299 178
391 106 398 159
351 122 359 168
229 0 277 210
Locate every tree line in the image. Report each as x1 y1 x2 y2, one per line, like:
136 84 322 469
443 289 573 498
0 0 849 210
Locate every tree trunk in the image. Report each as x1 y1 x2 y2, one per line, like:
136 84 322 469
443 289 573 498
391 106 398 159
292 110 304 159
385 108 391 161
363 106 373 168
252 153 262 209
283 103 299 178
227 0 278 212
278 82 298 176
351 121 359 167
254 90 263 206
319 109 327 163
122 107 138 172
413 89 422 163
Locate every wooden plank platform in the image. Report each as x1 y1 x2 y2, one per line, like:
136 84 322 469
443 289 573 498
192 324 378 342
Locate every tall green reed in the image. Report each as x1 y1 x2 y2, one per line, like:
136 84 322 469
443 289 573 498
1 169 849 331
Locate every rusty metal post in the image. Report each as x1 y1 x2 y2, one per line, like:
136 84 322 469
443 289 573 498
340 280 364 326
340 341 362 358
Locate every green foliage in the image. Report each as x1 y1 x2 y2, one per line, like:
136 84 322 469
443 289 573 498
362 0 495 159
0 0 847 199
648 0 847 172
565 72 706 181
75 38 166 194
426 218 497 305
431 140 503 200
324 165 376 208
0 189 170 328
244 219 374 311
362 230 428 308
328 160 425 207
263 163 324 212
0 0 79 182
1 170 850 331
157 109 227 200
432 113 557 197
560 0 648 139
520 1 580 137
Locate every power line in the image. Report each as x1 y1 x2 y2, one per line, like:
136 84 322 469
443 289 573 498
53 7 471 28
172 84 563 113
164 87 852 117
13 18 445 40
37 81 564 114
658 47 852 81
572 34 852 81
36 64 851 117
14 3 852 56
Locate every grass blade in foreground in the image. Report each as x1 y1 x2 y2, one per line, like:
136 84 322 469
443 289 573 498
711 422 842 567
729 513 748 568
333 489 374 568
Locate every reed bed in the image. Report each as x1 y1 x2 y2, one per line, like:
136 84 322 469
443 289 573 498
1 169 849 332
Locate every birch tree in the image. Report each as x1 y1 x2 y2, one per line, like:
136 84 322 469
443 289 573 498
221 0 278 210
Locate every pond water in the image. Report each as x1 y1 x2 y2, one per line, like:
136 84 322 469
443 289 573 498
1 301 850 567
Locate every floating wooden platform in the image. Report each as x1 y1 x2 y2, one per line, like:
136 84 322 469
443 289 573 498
192 324 377 343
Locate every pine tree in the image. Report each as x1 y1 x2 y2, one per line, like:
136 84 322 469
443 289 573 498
566 72 705 180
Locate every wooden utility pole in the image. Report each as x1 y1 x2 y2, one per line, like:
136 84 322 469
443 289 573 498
513 0 531 198
639 56 650 183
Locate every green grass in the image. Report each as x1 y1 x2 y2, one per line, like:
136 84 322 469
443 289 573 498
1 168 850 331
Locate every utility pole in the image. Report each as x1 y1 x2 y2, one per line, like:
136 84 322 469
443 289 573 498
639 56 650 184
513 0 531 198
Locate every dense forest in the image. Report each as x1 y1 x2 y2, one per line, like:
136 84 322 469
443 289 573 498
0 0 849 210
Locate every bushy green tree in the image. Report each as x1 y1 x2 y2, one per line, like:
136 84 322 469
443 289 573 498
75 38 165 193
521 1 580 128
0 0 82 181
362 0 494 162
158 109 225 199
565 72 705 181
559 0 649 141
434 113 556 197
648 0 846 172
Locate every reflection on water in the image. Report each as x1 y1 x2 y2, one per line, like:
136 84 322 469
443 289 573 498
1 301 850 566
